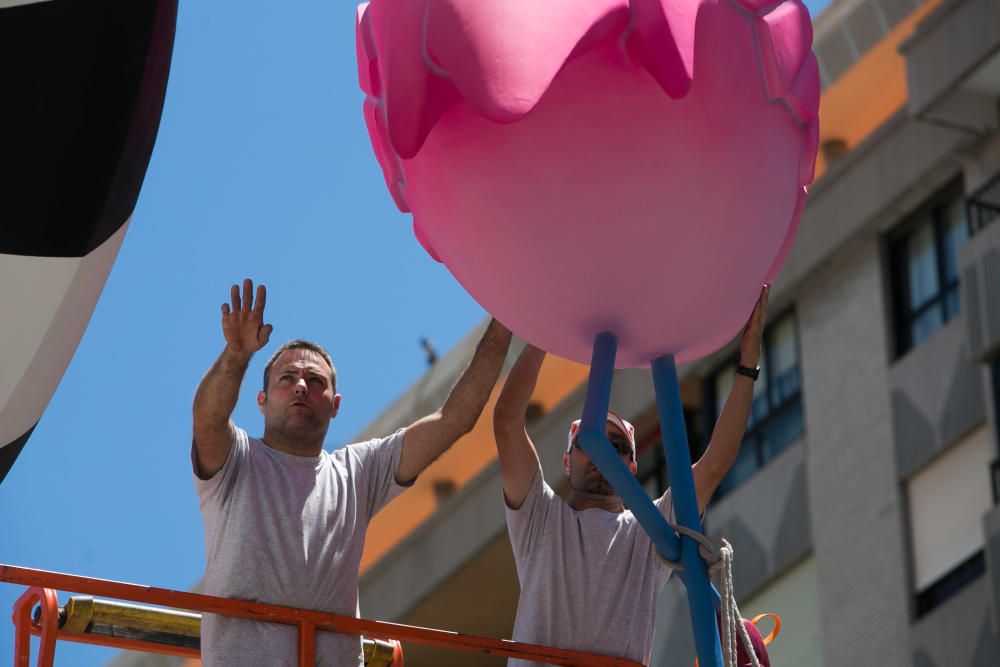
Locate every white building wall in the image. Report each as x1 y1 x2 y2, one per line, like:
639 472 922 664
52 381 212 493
797 236 912 667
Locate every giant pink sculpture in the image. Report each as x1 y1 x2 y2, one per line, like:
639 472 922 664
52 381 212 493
356 0 819 367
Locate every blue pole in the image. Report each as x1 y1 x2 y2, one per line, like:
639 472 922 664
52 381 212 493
578 332 680 563
651 354 723 667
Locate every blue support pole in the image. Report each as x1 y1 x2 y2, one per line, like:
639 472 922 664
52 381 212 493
578 332 681 563
651 354 723 667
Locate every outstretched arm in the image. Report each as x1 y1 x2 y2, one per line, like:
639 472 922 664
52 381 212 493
492 344 546 509
692 284 769 512
396 318 512 484
192 279 273 478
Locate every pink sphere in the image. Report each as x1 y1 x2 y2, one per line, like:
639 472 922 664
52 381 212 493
357 0 819 367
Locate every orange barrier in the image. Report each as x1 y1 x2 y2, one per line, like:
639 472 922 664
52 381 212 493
2 564 644 667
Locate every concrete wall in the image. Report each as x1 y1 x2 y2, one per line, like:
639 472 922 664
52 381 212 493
739 557 825 667
797 237 912 667
902 0 1000 121
890 317 986 478
911 578 1000 666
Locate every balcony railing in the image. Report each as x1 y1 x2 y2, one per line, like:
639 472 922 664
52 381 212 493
968 172 1000 235
991 459 1000 505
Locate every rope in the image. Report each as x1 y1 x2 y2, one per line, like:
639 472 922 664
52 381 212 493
660 525 760 667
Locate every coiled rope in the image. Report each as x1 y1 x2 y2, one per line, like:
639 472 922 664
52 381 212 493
661 525 761 667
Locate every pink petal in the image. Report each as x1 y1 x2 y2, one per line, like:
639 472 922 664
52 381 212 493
800 119 819 186
355 4 376 96
363 98 409 212
754 0 812 100
733 0 785 12
374 0 452 159
413 219 442 263
783 51 820 124
629 0 704 99
424 0 629 120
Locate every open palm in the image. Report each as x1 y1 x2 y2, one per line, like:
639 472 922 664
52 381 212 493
739 284 769 368
222 279 272 355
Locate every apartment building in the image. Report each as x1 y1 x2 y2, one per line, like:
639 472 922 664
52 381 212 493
355 0 1000 665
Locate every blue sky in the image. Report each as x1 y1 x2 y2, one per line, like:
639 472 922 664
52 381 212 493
0 0 832 664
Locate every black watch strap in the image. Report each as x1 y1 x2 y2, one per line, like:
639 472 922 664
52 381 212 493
736 364 760 381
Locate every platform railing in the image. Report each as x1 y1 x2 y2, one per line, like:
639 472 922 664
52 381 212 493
15 592 399 667
2 564 644 667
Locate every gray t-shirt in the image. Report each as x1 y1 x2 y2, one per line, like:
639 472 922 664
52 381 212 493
193 427 408 666
505 468 675 667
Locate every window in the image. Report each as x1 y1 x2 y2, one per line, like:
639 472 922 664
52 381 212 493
993 360 1000 452
992 360 1000 505
890 182 969 356
635 409 703 499
915 552 984 617
907 426 993 617
704 311 804 500
637 435 668 499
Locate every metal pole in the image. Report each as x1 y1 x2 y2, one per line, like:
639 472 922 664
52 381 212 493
651 354 723 667
298 621 316 667
13 586 59 667
578 332 680 562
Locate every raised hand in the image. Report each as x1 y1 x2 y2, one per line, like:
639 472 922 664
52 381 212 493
221 278 273 356
739 284 769 368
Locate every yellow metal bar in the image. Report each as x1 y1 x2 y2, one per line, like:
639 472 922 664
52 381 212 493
62 595 396 665
61 596 94 633
64 596 200 638
364 638 396 667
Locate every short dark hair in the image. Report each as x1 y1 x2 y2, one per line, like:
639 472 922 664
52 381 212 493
263 340 337 393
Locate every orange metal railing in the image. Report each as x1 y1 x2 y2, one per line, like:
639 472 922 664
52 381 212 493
2 564 644 667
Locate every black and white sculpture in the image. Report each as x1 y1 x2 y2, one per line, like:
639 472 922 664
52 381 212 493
0 0 178 482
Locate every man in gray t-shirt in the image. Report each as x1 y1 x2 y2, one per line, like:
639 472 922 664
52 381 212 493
192 279 511 666
492 286 769 666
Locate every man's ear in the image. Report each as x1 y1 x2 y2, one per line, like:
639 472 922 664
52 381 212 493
331 394 342 420
562 452 571 476
257 390 266 415
629 459 638 476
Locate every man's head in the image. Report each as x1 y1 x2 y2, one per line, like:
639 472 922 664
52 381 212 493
257 340 341 451
562 411 637 497
263 340 337 393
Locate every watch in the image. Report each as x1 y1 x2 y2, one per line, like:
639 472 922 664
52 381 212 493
736 364 760 381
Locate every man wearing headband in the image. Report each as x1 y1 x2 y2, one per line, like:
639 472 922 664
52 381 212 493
493 285 769 667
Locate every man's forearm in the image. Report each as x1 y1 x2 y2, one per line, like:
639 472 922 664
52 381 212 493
494 345 545 433
700 375 754 474
694 286 767 508
438 319 513 438
396 319 512 483
492 344 545 509
193 346 252 431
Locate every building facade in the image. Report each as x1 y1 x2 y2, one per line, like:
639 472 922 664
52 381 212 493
358 0 1000 665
